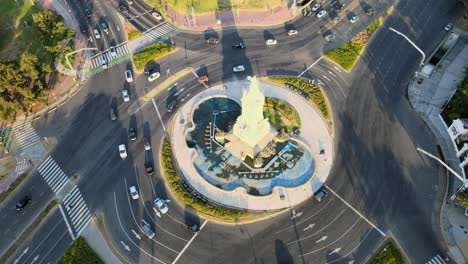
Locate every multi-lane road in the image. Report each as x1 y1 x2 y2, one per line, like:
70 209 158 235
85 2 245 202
0 0 464 263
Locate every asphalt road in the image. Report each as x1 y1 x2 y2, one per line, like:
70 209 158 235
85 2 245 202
0 0 463 262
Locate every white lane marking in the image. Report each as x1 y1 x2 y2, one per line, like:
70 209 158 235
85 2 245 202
171 220 208 264
167 213 186 226
322 75 331 81
131 169 188 242
300 219 361 257
113 192 168 264
58 204 76 240
286 209 346 245
327 227 374 263
38 229 69 264
312 67 346 98
327 70 336 77
22 217 64 263
275 197 335 235
326 185 386 236
298 56 323 77
152 98 166 132
333 66 342 72
318 62 350 87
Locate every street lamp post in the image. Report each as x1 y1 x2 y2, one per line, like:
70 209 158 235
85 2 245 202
417 147 468 199
388 27 426 76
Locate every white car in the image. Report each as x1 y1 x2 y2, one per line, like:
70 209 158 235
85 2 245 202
316 10 327 18
265 39 277 45
233 65 245 72
154 198 168 214
311 3 320 11
122 89 130 102
349 15 359 24
125 70 133 82
287 29 298 36
444 23 453 32
110 46 117 57
101 58 108 69
119 144 127 159
147 72 161 82
129 186 139 200
152 11 162 20
94 29 101 39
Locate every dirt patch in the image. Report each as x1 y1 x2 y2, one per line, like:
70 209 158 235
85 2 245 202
0 155 16 182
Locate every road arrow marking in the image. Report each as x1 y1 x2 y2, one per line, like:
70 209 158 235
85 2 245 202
328 248 341 255
153 207 161 218
131 229 141 240
291 210 303 220
31 254 40 264
120 241 131 252
13 247 29 264
303 224 315 231
315 236 328 243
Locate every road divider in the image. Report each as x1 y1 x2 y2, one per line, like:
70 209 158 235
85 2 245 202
142 67 194 102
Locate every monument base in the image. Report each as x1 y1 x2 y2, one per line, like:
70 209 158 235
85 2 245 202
224 126 277 160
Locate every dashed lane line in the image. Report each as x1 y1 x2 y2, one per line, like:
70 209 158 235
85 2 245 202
327 227 374 264
326 185 386 237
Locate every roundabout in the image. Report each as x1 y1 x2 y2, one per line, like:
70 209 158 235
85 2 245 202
169 77 333 210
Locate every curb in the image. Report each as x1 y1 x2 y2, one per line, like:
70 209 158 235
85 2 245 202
94 214 130 264
142 67 193 102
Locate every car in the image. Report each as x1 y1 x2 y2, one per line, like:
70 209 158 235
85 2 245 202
85 8 92 18
129 186 139 200
316 9 327 18
142 222 155 239
287 29 298 36
110 46 117 57
118 5 128 13
122 89 130 102
144 65 155 75
145 162 154 175
349 15 359 24
154 198 168 214
324 34 335 42
417 78 424 85
233 65 245 73
152 11 162 20
109 108 117 120
101 57 108 69
148 72 161 82
124 0 133 5
333 15 341 22
198 75 209 83
332 2 343 11
166 100 177 112
16 196 31 211
205 37 220 45
128 127 136 141
119 144 127 159
94 29 100 39
366 8 375 16
444 23 453 32
144 138 151 150
232 43 245 49
265 39 277 45
125 70 133 82
100 22 108 34
465 208 468 217
311 3 320 11
314 188 328 202
186 223 200 232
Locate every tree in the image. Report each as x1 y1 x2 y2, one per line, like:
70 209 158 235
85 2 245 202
20 52 39 81
456 189 468 209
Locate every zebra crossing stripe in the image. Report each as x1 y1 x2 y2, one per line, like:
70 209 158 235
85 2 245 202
75 214 92 237
70 200 86 221
38 156 53 172
63 186 79 204
66 191 82 208
38 156 69 193
426 255 446 264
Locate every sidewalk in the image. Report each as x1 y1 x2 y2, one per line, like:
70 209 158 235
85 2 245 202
80 220 122 264
407 30 468 263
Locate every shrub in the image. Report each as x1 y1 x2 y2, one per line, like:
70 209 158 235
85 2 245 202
370 241 406 264
133 42 175 71
58 237 103 264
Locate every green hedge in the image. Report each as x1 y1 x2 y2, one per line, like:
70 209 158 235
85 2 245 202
132 42 175 71
58 237 103 264
269 77 329 120
442 70 468 121
161 141 248 220
264 97 301 132
127 30 143 41
370 241 406 264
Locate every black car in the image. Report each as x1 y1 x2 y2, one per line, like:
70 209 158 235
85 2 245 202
232 43 245 49
85 8 92 18
144 65 155 75
16 196 31 211
119 4 129 13
129 127 137 141
186 223 200 232
145 162 154 175
331 2 343 11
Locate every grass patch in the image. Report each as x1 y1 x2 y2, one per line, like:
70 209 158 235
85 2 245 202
133 42 175 71
325 8 390 71
0 169 30 204
263 97 301 133
369 239 407 264
60 40 76 70
0 0 44 60
161 141 249 220
127 29 143 41
268 77 329 120
58 237 103 264
0 199 58 263
148 0 282 14
0 155 16 182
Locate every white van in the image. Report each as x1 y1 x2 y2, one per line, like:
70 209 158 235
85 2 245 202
94 29 101 39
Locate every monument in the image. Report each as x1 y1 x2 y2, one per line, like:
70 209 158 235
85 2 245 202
225 76 276 159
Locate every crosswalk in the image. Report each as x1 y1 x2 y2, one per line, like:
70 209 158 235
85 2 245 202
38 156 70 194
89 43 130 70
11 121 41 151
15 158 30 174
61 186 92 239
143 22 176 41
426 254 447 264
